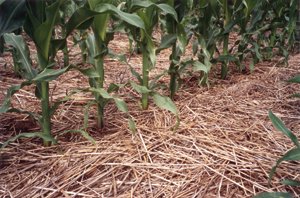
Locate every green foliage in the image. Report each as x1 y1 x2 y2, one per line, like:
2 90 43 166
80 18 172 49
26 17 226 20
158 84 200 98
0 0 99 146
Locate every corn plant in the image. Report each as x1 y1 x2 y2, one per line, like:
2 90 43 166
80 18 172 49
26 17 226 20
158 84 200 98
190 0 220 84
0 0 102 146
235 0 298 69
73 0 145 129
123 0 178 108
158 0 193 99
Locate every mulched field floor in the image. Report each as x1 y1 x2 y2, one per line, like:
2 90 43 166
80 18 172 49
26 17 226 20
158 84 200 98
1 33 300 197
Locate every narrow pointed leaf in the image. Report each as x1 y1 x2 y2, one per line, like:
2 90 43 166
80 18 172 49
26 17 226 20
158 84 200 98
95 3 145 29
128 118 136 134
89 88 113 99
113 98 128 113
130 81 152 94
269 111 300 147
1 132 57 148
152 93 178 115
32 66 70 82
61 129 96 144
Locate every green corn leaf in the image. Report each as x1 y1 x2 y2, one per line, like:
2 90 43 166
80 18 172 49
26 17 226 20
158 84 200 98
128 118 136 134
6 108 41 124
83 101 95 131
287 75 300 84
77 67 100 78
269 147 300 183
49 96 71 117
89 88 113 99
217 55 238 62
155 4 178 22
268 111 300 147
130 1 178 21
107 83 120 93
88 87 129 116
253 192 293 198
130 81 152 94
84 33 96 65
28 0 64 63
176 23 188 53
0 81 32 113
3 33 36 80
156 34 177 53
61 129 96 144
0 0 26 36
152 93 178 115
147 36 157 68
1 132 57 148
193 61 210 73
65 7 97 36
108 50 128 64
95 3 145 29
113 98 128 113
129 66 143 84
281 179 300 186
32 66 70 82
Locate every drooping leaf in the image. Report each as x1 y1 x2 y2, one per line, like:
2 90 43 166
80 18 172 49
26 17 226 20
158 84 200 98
156 34 177 53
130 81 152 94
193 61 210 73
61 129 96 144
152 93 178 115
269 111 300 147
65 7 98 36
89 88 113 99
94 3 145 29
130 1 178 21
32 66 70 82
1 132 57 148
0 81 32 113
0 0 26 36
107 83 120 93
113 98 128 113
3 33 36 80
129 66 143 84
77 67 100 78
128 118 136 134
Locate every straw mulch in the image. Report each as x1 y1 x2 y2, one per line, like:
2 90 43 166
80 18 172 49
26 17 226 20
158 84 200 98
0 34 300 197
